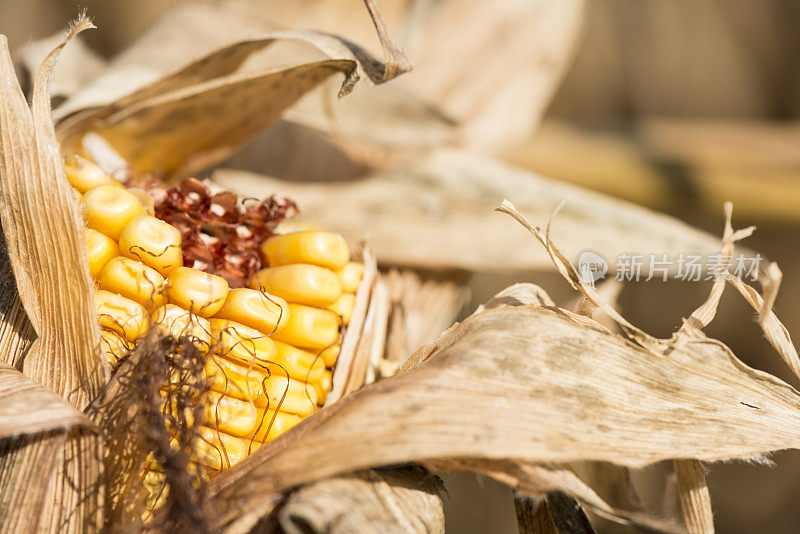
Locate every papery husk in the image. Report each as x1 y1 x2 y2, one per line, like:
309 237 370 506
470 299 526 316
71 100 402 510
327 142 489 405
0 364 103 532
673 460 713 534
233 0 586 158
0 239 36 368
0 21 110 533
273 466 444 534
326 245 384 404
40 0 582 182
0 21 104 409
213 149 737 272
53 2 411 178
382 269 470 373
199 200 800 533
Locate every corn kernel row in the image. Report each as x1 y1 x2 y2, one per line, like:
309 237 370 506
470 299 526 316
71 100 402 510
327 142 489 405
67 156 363 474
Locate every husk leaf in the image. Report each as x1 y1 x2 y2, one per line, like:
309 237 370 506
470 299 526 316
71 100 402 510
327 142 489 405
0 363 103 532
213 149 737 272
237 0 585 154
0 21 104 409
199 200 800 533
53 2 411 178
274 466 444 534
13 30 106 103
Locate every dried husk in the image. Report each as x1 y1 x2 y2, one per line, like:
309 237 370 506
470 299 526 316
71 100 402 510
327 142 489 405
33 1 583 182
199 202 799 533
0 21 104 409
0 22 111 533
212 149 737 272
52 2 411 178
227 0 586 163
14 30 106 103
273 466 445 534
0 363 103 532
382 269 470 371
327 246 383 405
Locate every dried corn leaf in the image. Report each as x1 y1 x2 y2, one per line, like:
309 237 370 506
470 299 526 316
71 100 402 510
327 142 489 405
431 458 677 532
249 0 585 152
674 460 713 534
570 461 642 534
274 466 444 534
326 246 382 405
0 363 91 439
213 149 732 272
48 0 582 182
383 269 470 368
0 364 103 533
0 23 104 409
54 2 411 177
0 230 36 369
204 198 800 532
205 299 800 530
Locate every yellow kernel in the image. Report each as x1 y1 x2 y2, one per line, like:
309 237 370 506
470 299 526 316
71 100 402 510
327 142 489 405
328 293 355 325
206 356 271 403
250 264 341 306
320 344 340 367
260 410 302 442
119 214 183 276
100 329 130 366
196 425 263 471
99 256 166 308
208 318 277 367
82 184 145 240
336 262 364 293
262 231 349 271
314 370 332 405
273 341 325 382
213 288 289 335
65 155 118 193
204 390 307 441
166 267 229 317
204 392 302 440
85 228 119 279
96 290 149 342
262 374 318 415
272 303 340 350
151 304 212 347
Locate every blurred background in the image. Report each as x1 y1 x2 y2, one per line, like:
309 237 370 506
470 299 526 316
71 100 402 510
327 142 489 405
2 1 799 532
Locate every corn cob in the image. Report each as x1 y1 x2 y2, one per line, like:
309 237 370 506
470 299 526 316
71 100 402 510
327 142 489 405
70 157 363 478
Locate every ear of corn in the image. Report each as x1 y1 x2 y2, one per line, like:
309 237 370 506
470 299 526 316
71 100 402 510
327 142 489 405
72 160 363 479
